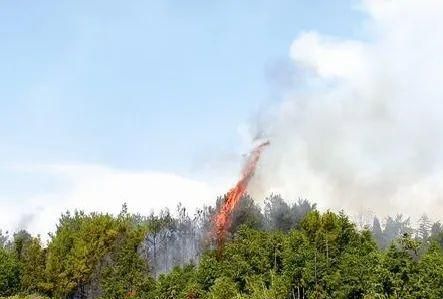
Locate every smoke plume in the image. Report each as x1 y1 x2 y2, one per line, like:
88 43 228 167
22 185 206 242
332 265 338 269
250 0 443 221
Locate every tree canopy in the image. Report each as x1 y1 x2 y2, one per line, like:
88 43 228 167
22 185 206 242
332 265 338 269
0 196 442 299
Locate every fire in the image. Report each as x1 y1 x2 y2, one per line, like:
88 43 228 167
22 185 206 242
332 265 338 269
214 140 270 250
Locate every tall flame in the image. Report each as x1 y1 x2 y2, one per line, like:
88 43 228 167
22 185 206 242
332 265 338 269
214 140 270 250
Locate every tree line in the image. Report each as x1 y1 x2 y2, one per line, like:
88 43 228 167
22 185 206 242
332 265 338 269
0 194 442 299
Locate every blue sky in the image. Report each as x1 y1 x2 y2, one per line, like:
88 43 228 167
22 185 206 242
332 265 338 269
0 1 364 172
0 0 376 233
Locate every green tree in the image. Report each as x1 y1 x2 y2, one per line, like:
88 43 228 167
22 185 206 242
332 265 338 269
379 241 418 297
242 273 289 299
0 247 21 296
335 231 382 297
19 236 47 294
194 254 222 292
12 230 32 260
208 277 239 299
155 264 198 299
100 224 155 299
45 211 123 297
411 242 443 297
220 227 284 292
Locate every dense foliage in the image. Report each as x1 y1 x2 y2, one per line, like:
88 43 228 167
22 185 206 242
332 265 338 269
1 195 442 299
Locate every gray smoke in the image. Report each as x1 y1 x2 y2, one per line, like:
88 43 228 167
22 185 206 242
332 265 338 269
16 213 36 231
140 205 214 276
248 0 443 222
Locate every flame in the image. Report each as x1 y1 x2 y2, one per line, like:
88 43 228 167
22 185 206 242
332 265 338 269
214 140 270 250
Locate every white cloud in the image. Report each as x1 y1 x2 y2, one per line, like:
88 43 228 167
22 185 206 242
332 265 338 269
0 164 228 238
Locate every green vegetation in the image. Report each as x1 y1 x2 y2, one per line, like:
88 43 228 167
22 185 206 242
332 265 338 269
0 295 49 299
0 195 442 298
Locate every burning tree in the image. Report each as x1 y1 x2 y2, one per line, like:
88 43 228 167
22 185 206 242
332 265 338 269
213 140 270 253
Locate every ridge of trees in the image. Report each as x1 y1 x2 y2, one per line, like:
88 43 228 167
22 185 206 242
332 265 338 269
0 194 442 298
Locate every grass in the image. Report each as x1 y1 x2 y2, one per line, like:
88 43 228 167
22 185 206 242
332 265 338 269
0 295 50 299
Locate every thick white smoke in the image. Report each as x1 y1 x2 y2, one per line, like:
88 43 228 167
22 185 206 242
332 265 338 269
251 0 443 221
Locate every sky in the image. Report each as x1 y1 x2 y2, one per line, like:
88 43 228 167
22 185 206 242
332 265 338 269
3 0 442 236
0 0 364 172
0 1 365 235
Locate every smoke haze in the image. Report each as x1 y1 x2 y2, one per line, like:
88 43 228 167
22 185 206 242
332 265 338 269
249 0 443 221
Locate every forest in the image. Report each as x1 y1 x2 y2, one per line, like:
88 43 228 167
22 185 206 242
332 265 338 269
1 194 443 299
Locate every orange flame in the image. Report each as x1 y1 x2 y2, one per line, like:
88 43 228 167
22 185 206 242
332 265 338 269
214 140 270 250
